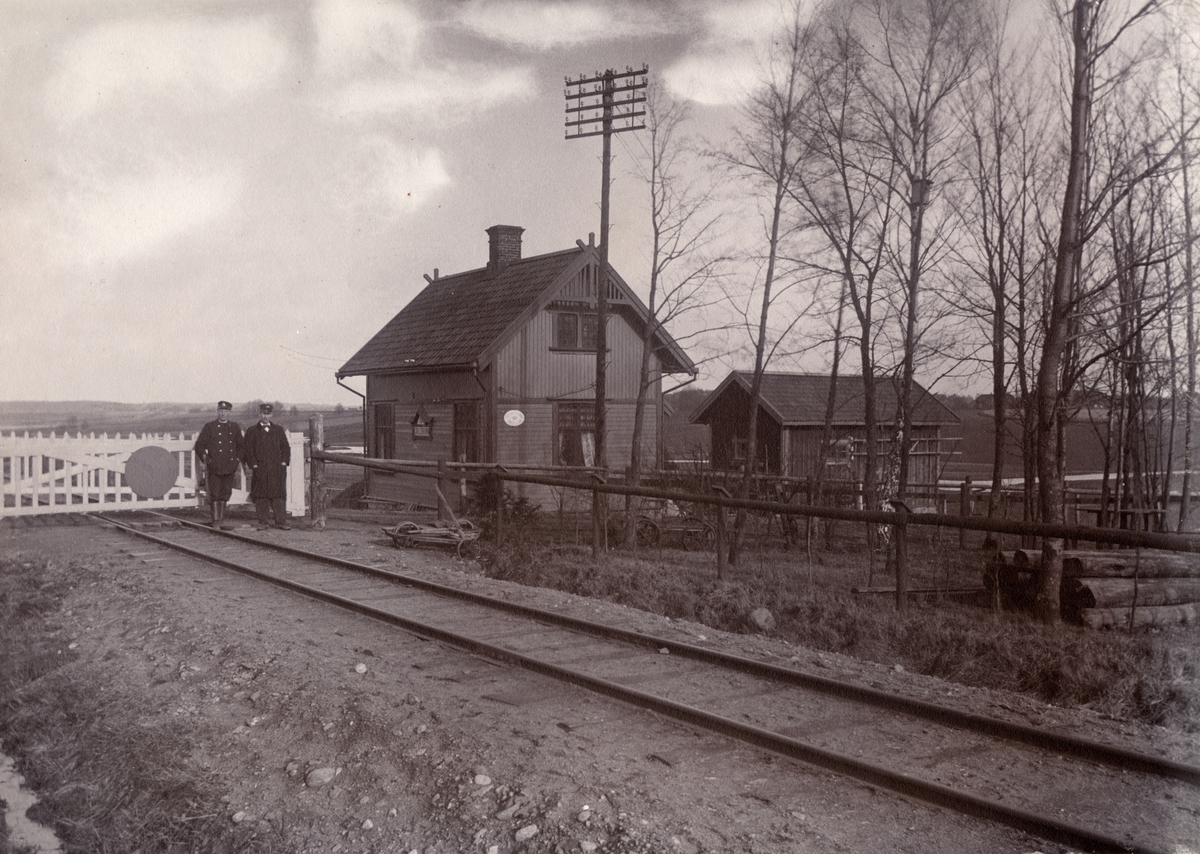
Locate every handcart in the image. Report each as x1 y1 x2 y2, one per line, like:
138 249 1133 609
382 482 483 559
631 500 716 551
383 518 481 559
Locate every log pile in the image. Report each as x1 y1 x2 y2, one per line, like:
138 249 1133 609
983 548 1200 628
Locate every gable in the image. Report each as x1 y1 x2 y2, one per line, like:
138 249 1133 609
339 244 696 378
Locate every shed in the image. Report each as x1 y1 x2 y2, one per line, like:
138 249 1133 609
691 371 960 491
337 225 696 508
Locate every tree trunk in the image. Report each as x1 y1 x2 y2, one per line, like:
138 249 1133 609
1034 0 1093 623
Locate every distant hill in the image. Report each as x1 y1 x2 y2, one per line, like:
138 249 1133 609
0 400 361 442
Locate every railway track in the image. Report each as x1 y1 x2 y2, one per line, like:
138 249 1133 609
92 511 1199 854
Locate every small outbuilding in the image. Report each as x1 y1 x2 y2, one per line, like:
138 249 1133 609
690 371 960 492
337 225 696 508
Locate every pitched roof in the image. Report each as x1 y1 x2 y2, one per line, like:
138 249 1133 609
338 248 581 377
692 371 960 427
338 242 697 378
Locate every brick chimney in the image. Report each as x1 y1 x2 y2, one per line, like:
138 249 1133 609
486 225 524 275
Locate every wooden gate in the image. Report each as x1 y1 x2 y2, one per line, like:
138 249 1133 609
0 431 306 518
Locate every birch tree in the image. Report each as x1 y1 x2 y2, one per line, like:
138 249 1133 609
1033 0 1178 622
623 83 725 547
850 0 984 502
718 1 818 566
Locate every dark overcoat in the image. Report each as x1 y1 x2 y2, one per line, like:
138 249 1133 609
194 420 243 475
242 421 291 499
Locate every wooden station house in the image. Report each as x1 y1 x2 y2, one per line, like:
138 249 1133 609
691 371 960 497
337 225 697 508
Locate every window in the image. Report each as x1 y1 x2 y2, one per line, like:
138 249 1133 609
557 401 595 467
373 404 395 459
555 313 579 349
453 402 480 463
554 312 601 350
581 314 598 349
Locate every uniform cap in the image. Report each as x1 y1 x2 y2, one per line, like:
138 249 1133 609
259 403 274 415
217 401 232 411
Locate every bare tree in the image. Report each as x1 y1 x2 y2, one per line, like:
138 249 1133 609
1165 29 1200 531
622 82 725 547
787 2 898 521
716 1 820 566
953 3 1055 526
1033 0 1178 622
850 0 985 502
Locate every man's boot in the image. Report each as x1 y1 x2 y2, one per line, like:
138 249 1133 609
218 502 235 531
209 501 219 528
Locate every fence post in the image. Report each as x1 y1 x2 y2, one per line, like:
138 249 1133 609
437 459 447 521
308 414 326 529
959 477 972 548
494 471 505 547
890 499 910 615
712 485 730 581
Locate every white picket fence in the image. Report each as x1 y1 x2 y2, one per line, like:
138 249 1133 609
0 431 307 518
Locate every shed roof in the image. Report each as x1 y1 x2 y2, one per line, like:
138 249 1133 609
338 248 580 377
691 371 960 427
338 243 695 378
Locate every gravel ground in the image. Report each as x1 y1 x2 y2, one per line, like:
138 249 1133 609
2 512 1198 854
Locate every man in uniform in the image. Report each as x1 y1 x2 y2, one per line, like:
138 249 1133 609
194 400 243 529
242 402 291 530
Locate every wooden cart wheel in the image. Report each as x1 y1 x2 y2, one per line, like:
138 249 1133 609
635 517 660 547
683 522 716 551
456 538 481 560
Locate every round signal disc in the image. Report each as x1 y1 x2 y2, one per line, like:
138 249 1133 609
125 446 178 499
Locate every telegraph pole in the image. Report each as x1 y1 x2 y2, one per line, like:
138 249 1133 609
565 65 647 557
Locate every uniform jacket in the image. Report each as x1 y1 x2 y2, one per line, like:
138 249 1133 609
242 421 291 499
194 420 244 476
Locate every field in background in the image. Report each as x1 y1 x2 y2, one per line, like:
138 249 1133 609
0 400 364 446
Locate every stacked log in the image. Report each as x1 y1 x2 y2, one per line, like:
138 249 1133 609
987 548 1200 627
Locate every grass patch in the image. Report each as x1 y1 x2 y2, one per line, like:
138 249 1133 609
480 538 1200 732
0 556 284 853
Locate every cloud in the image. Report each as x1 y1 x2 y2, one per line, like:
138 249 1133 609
340 137 452 220
663 49 760 106
661 0 781 106
329 65 534 120
311 0 532 122
54 157 242 266
701 0 782 42
458 0 666 49
312 0 423 80
46 16 290 124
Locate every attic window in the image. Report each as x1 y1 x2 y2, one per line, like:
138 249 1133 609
554 312 599 351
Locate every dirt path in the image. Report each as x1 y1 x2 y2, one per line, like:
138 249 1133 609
2 516 1196 854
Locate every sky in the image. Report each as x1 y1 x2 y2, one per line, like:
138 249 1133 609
0 0 787 406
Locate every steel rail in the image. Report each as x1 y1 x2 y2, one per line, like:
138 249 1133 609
124 511 1200 786
95 513 1181 854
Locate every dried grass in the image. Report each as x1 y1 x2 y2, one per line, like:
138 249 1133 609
481 534 1200 732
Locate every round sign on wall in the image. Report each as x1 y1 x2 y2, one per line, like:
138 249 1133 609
503 409 525 427
125 446 179 499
